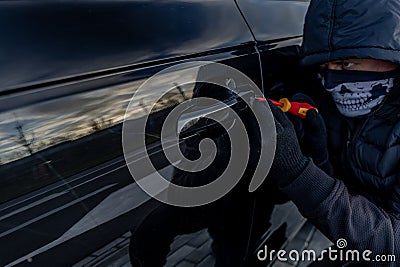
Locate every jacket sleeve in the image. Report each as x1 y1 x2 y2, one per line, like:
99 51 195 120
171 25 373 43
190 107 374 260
388 175 400 213
281 160 400 267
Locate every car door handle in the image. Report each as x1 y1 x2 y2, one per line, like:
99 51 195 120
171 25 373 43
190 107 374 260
177 91 252 134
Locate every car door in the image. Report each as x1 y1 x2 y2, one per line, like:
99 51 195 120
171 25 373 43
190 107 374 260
236 0 312 265
0 1 263 266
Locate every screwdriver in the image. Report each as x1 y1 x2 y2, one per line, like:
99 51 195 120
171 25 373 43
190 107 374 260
255 97 318 119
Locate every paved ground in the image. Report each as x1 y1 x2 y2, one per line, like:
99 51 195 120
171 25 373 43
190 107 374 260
74 220 332 267
271 222 333 267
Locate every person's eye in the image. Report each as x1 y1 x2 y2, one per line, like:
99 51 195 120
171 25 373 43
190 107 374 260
342 62 355 68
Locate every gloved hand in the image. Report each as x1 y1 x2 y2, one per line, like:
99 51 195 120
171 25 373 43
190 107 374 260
288 93 333 175
267 100 310 188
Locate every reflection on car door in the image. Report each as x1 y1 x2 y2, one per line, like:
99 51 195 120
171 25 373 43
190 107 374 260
0 1 262 266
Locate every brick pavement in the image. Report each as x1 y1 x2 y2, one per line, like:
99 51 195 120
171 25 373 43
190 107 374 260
75 222 332 267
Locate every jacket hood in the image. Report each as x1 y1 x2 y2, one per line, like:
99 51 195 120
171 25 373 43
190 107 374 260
301 0 400 66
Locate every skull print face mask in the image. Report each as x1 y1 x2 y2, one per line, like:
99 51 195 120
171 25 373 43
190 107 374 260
320 69 398 117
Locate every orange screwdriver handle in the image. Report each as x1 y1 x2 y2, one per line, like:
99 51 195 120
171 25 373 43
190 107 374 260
288 101 318 118
256 97 318 119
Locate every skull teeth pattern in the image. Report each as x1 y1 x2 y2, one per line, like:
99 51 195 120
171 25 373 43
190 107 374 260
334 95 385 112
334 94 371 108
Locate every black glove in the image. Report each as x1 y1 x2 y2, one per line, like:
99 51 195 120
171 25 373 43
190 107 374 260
288 93 333 175
267 100 310 188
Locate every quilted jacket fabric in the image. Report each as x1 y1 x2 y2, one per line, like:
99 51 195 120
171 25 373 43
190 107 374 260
301 0 400 66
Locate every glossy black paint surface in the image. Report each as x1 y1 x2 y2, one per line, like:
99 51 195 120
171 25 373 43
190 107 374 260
237 0 309 43
0 0 252 92
0 0 310 266
0 50 262 266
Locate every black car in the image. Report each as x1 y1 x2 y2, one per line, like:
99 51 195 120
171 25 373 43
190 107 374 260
0 1 313 266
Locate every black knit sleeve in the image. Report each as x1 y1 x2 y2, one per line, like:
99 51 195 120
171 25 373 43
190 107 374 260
388 174 400 213
281 161 400 267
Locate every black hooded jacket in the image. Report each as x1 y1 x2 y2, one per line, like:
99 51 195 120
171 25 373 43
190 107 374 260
300 0 400 213
278 0 400 266
321 85 400 214
301 0 400 67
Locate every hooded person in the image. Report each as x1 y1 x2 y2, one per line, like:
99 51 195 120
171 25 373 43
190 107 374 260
267 0 400 266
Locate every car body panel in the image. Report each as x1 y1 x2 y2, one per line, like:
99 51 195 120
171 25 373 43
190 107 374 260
0 0 310 266
0 49 262 266
0 0 253 92
236 0 310 43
